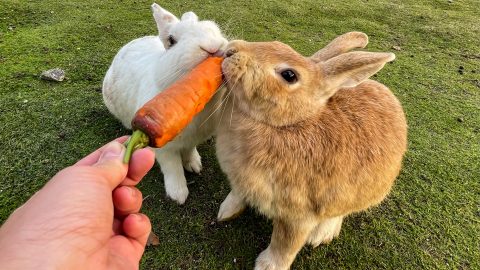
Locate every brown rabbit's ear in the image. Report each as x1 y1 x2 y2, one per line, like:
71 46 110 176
320 51 395 89
311 32 368 62
152 3 179 35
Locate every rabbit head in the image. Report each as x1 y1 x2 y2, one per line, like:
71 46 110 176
222 32 395 126
151 3 227 69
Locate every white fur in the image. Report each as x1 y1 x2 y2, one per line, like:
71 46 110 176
255 220 318 270
217 190 247 221
102 3 227 204
307 216 344 247
255 247 285 270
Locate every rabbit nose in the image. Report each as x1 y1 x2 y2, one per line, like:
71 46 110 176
225 48 238 58
201 46 222 56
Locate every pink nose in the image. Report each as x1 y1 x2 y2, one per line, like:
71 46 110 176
212 49 224 57
201 46 222 55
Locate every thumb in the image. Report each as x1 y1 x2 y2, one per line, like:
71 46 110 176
93 141 128 189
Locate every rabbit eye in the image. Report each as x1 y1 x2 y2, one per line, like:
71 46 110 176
280 69 298 84
168 35 177 47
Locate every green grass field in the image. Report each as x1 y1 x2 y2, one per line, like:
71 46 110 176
1 0 479 269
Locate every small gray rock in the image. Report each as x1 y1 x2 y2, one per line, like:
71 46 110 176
40 68 65 82
392 45 402 51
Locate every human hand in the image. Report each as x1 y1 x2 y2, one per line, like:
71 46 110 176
0 137 155 270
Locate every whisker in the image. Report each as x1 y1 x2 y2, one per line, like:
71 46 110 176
154 63 187 86
205 76 233 116
155 53 225 88
226 75 244 128
216 88 232 130
221 18 238 41
198 85 233 128
229 90 235 128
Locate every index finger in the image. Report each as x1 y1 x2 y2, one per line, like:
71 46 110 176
121 147 155 186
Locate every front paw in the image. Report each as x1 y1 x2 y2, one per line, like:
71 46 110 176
164 174 189 205
255 248 287 270
217 191 246 221
182 148 202 174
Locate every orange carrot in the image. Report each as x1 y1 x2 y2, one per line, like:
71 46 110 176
123 57 223 163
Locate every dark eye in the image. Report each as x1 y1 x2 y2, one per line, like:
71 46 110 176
280 69 298 84
168 35 177 47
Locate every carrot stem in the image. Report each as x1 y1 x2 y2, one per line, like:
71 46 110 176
123 130 149 164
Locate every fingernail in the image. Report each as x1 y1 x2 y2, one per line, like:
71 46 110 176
133 213 143 221
124 186 135 197
97 142 124 164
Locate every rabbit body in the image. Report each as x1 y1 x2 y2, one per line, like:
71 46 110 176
103 36 172 128
217 80 406 220
216 33 407 269
103 4 227 204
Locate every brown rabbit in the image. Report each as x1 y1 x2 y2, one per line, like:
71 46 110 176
215 32 407 270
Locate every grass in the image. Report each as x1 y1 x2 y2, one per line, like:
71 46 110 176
0 0 479 269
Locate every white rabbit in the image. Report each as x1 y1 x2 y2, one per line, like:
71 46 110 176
102 3 228 204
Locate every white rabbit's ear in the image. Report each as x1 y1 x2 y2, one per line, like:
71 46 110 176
181 11 198 22
311 32 368 62
320 51 395 90
151 3 179 35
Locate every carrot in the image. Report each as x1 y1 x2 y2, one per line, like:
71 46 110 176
123 57 224 163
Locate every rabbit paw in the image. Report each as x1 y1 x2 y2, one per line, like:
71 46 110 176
255 248 287 270
217 191 246 221
307 216 343 247
164 174 189 205
182 148 202 174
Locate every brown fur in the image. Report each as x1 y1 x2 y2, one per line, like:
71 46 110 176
216 32 407 270
311 31 369 61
